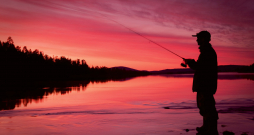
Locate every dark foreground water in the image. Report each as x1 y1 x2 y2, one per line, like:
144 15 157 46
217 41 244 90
0 73 254 135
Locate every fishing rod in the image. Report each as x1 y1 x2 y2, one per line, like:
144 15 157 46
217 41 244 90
107 18 187 67
108 19 184 59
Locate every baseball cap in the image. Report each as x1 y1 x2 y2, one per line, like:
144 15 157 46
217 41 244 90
192 31 211 39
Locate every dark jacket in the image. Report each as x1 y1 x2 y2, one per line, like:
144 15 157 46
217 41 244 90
187 43 218 94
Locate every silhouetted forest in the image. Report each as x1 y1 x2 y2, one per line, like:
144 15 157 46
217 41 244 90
0 37 149 85
236 63 254 73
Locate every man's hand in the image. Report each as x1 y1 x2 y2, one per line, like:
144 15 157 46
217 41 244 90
184 59 195 64
181 58 196 68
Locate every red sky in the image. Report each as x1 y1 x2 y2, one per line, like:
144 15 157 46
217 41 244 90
0 0 253 70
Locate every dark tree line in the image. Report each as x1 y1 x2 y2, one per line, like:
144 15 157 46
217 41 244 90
0 37 149 84
236 63 254 73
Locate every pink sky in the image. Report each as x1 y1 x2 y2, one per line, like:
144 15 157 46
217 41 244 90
0 0 253 70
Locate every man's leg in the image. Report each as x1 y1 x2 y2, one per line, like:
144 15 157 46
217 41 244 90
196 92 206 132
204 94 218 134
196 93 218 134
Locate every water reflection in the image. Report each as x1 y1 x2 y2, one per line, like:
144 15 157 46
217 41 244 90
1 73 253 111
0 81 90 111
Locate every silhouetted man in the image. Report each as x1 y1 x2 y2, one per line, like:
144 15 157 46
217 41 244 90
184 31 218 135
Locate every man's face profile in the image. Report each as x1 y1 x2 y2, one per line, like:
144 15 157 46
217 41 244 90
196 37 204 46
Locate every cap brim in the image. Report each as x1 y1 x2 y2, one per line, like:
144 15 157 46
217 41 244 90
192 35 197 37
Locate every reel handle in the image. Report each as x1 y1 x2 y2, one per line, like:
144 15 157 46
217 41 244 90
180 58 187 68
181 63 187 67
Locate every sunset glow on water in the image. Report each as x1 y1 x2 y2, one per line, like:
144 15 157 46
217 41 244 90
0 73 253 135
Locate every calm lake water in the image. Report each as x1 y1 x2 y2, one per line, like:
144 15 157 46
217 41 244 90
0 73 254 135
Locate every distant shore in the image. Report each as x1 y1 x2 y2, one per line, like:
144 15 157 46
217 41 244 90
1 38 253 84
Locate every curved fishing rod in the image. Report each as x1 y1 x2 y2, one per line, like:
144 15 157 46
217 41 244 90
107 18 185 60
54 6 186 63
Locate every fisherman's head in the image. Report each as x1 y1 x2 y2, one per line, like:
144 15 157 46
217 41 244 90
192 31 211 45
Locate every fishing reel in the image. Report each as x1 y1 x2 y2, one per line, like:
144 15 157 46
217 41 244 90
181 58 195 68
180 58 187 68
